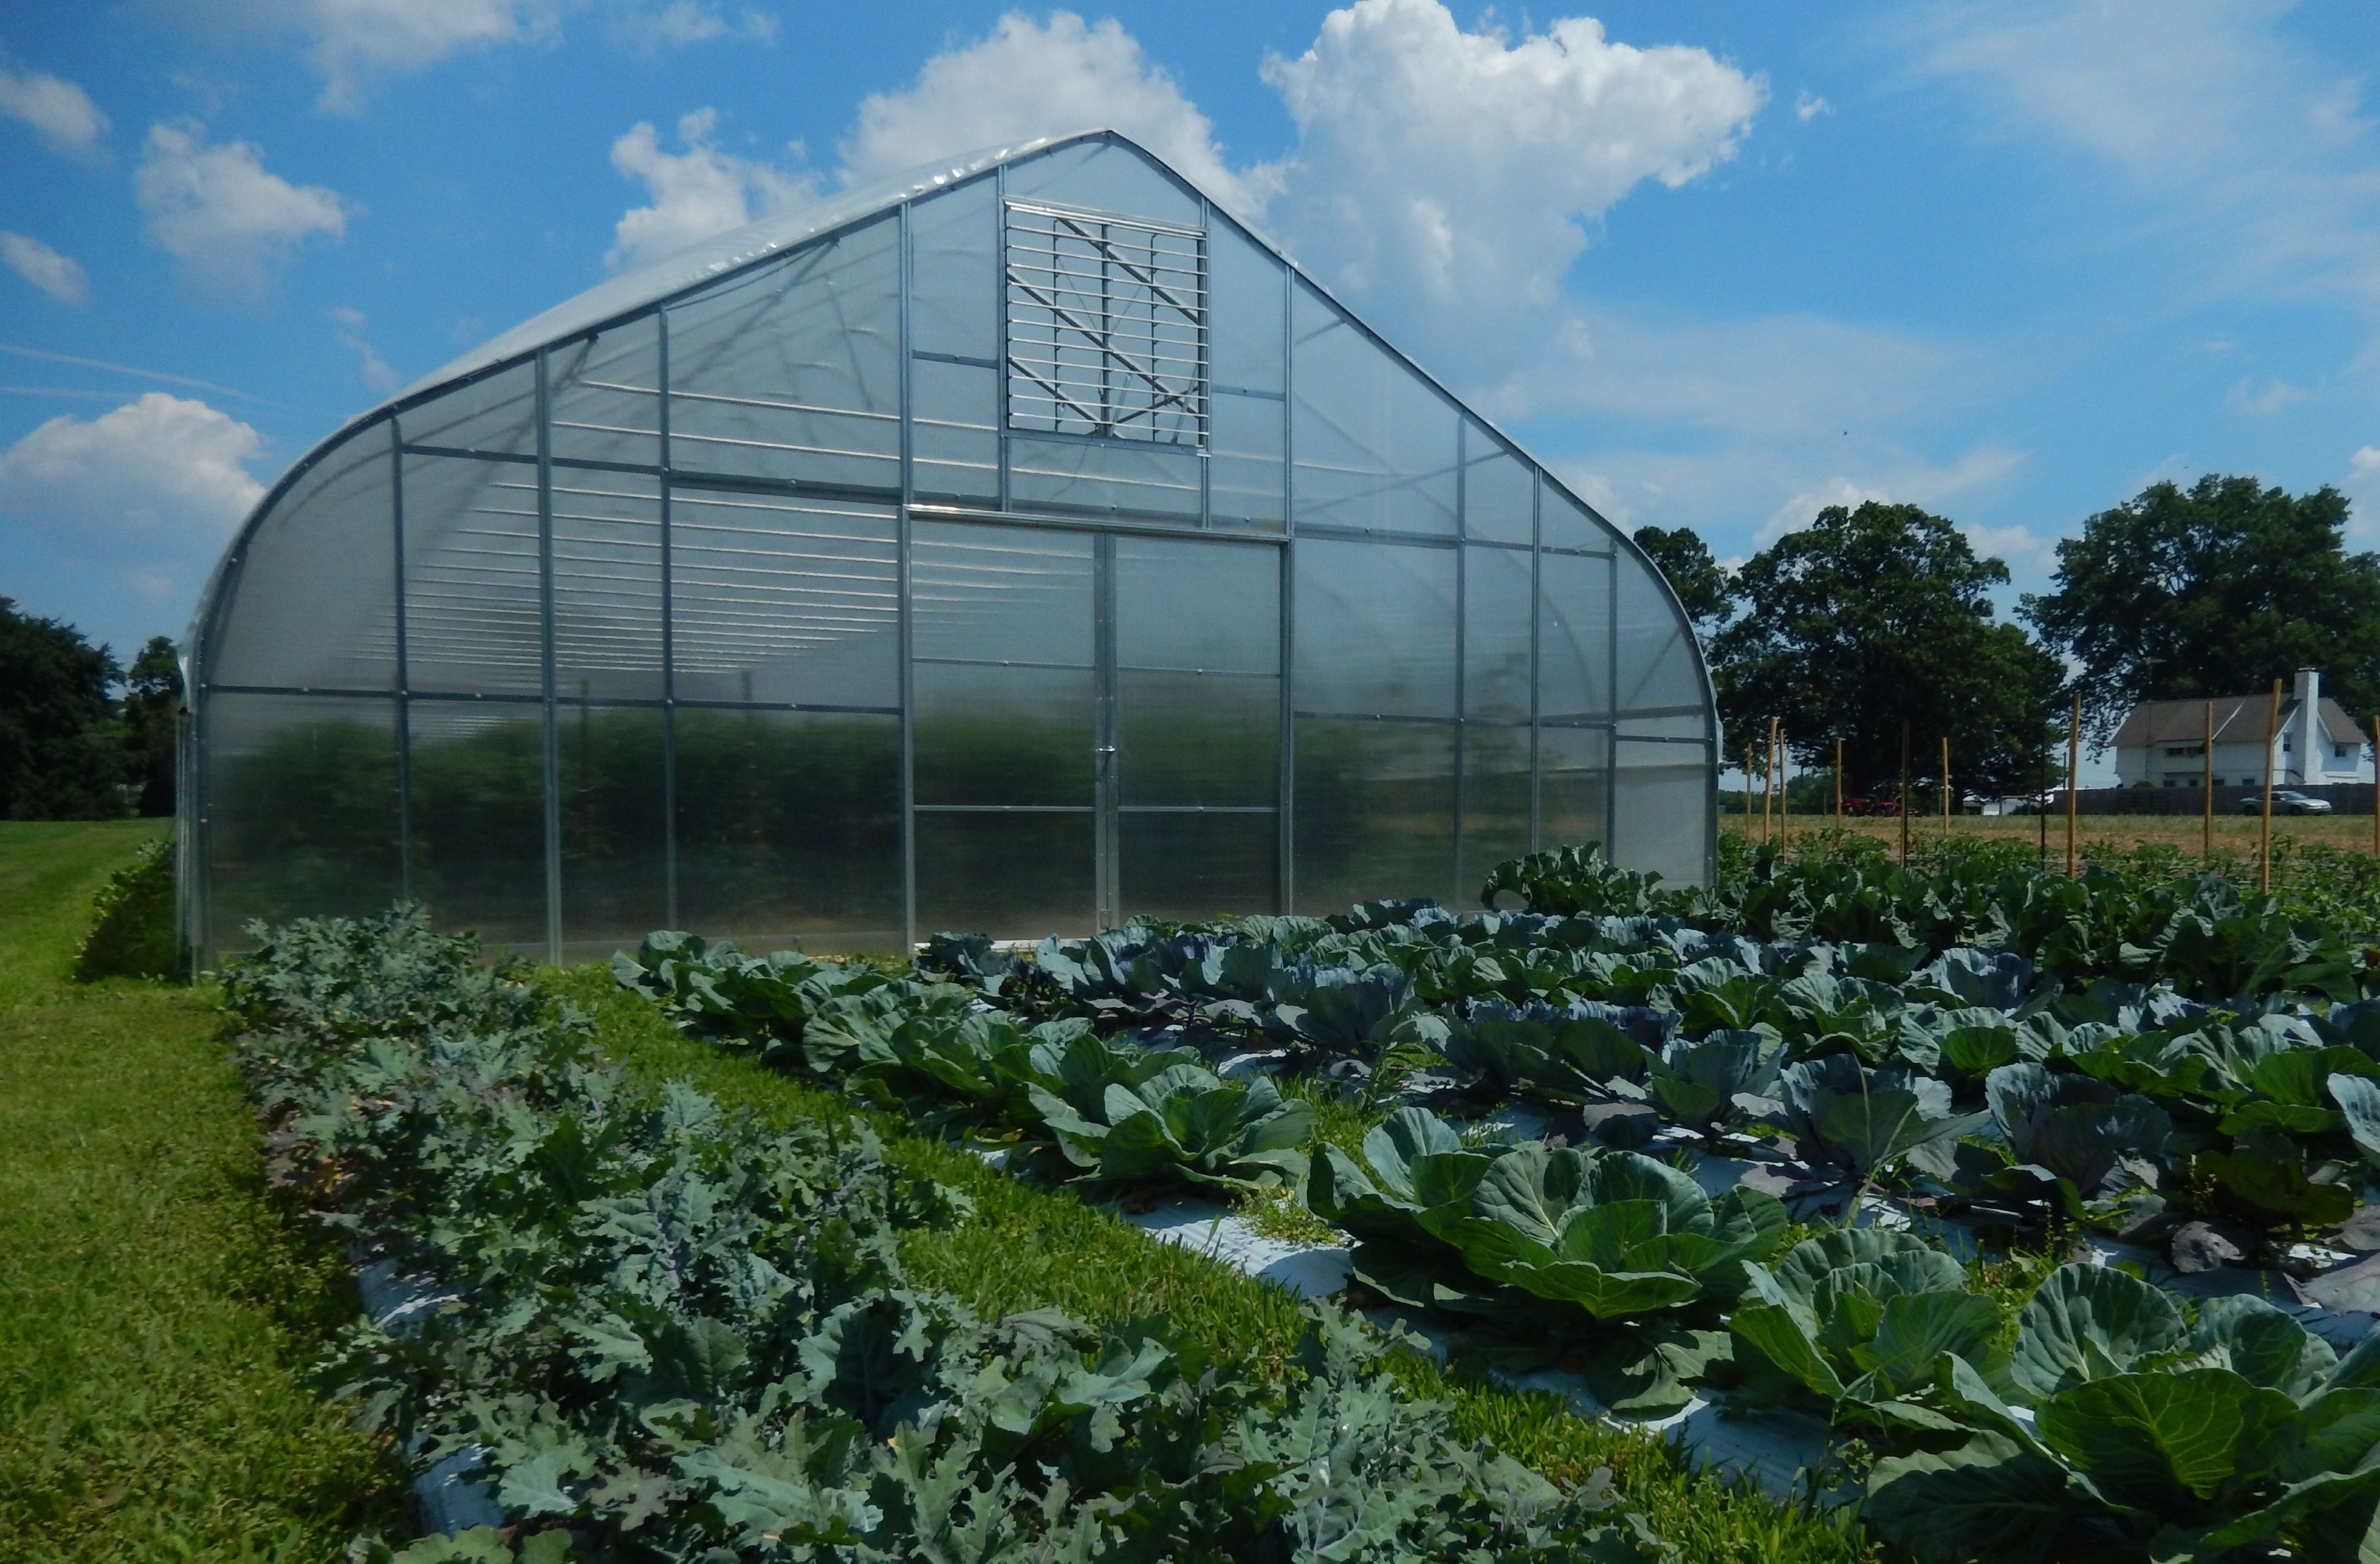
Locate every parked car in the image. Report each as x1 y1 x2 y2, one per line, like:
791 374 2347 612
2240 789 2334 815
1840 796 1903 817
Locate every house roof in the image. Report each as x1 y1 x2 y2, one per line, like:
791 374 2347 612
2114 694 2364 750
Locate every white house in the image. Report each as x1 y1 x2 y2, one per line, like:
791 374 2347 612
2112 668 2371 789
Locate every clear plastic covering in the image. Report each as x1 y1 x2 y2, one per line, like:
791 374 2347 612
1291 283 1459 536
668 215 901 492
189 129 1713 958
1293 537 1456 718
206 425 397 692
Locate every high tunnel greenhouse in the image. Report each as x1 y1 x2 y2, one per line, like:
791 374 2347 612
179 130 1718 963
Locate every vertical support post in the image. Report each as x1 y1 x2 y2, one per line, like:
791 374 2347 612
536 345 562 964
2065 694 2081 877
898 200 918 949
2370 715 2379 859
1279 261 1299 910
2203 699 2214 862
1451 476 1467 903
1940 735 1951 834
1778 729 1789 843
1278 539 1295 913
1094 531 1118 931
1833 738 1844 826
2261 677 2281 893
389 416 412 903
1899 721 1912 865
1743 743 1754 828
658 308 678 931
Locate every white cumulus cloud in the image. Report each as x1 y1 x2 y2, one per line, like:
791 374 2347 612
0 232 90 305
0 58 109 155
840 11 1264 216
1258 0 1763 383
0 392 267 539
2353 445 2380 476
135 121 348 294
607 107 814 271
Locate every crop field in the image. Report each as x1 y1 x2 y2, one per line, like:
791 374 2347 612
27 817 2380 1560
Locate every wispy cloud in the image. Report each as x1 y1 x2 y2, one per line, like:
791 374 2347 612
0 340 281 407
0 55 108 156
0 232 89 304
1899 1 2380 323
2225 375 2309 416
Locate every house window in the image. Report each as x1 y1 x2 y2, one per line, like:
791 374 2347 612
1004 201 1206 446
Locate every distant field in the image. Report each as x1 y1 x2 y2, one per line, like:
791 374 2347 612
1729 810 2379 855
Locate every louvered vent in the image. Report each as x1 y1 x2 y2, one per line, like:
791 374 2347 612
1003 201 1205 446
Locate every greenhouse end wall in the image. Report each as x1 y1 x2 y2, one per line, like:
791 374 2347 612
185 131 1717 963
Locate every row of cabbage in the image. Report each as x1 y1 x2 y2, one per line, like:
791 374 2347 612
627 844 2380 1261
229 907 1667 1564
617 932 2380 1560
608 842 2380 1559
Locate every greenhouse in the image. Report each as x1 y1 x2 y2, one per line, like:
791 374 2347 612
179 129 1716 963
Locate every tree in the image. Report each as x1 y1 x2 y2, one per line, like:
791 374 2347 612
1632 524 1734 639
2022 474 2380 743
1712 502 2067 798
0 597 127 819
123 636 181 817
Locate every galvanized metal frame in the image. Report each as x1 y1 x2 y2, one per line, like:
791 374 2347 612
182 131 1718 961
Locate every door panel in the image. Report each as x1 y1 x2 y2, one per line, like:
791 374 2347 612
1111 535 1282 923
905 522 1283 938
909 522 1097 937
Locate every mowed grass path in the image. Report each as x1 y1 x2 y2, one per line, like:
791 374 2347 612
0 822 406 1562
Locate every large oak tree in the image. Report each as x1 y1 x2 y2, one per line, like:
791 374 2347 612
2022 474 2380 743
1631 524 1733 639
1713 502 2066 797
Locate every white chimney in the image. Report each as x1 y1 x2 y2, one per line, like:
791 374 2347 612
2293 667 2321 783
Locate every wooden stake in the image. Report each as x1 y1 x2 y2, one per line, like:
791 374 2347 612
2065 694 2080 877
1899 721 1912 865
1834 738 1844 826
2203 699 2214 861
1744 743 1756 829
1780 730 1790 842
2262 678 2281 893
1766 716 1781 844
1940 735 1951 833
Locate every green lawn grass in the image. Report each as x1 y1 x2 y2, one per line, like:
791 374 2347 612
552 966 1879 1564
0 822 407 1563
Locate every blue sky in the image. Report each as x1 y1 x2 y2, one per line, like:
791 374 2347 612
2 0 2376 710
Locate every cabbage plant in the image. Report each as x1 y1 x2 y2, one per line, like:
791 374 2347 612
1866 1265 2380 1562
1715 1229 2000 1438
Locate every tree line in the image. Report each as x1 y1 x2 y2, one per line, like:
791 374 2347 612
0 598 178 820
1633 474 2380 799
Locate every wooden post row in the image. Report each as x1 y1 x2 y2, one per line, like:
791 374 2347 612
2261 678 2281 894
2065 694 2079 877
2203 699 2213 862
